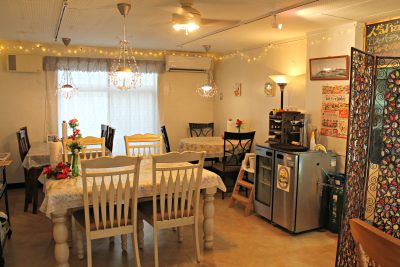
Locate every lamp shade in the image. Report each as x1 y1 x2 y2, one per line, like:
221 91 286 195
269 75 292 84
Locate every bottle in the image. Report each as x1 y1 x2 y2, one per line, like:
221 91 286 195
310 129 316 150
62 121 68 140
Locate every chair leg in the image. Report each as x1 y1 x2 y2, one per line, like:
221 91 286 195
177 227 183 243
86 237 92 267
75 225 84 260
121 234 127 252
132 232 141 267
32 180 38 214
193 222 201 263
153 227 159 267
137 218 144 249
244 189 254 216
24 176 32 212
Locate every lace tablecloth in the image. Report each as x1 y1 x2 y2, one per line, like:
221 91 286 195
40 159 226 217
178 137 228 158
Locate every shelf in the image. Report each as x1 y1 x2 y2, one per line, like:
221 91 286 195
259 165 272 171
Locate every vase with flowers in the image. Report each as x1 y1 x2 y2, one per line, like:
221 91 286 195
68 118 82 177
235 119 243 133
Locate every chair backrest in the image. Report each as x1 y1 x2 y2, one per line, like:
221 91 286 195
160 125 171 153
124 134 163 159
350 218 400 267
106 127 116 152
222 131 256 168
81 156 142 232
20 126 31 150
63 136 106 163
101 124 109 138
16 130 29 162
189 123 214 137
152 151 205 223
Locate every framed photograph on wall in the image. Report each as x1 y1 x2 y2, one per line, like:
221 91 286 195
264 82 275 96
234 82 241 97
309 55 349 80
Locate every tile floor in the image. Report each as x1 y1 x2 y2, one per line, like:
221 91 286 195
2 188 338 267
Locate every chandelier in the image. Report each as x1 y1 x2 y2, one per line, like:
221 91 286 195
109 3 141 91
57 38 78 99
197 45 218 98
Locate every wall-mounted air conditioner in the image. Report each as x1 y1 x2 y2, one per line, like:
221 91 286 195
165 55 211 73
6 54 43 73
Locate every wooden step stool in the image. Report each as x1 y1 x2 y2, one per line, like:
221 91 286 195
229 153 255 216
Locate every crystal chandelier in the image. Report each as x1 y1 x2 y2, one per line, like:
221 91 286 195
57 38 78 99
109 3 141 91
197 45 218 98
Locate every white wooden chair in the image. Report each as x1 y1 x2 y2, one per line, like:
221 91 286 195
62 136 106 163
138 151 206 267
124 133 163 159
350 218 400 267
73 156 142 267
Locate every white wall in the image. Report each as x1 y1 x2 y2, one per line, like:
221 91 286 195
213 39 307 146
159 72 214 150
305 22 364 172
0 55 47 183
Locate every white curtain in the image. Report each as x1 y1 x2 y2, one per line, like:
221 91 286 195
57 71 159 155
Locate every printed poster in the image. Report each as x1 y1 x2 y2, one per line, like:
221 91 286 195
321 85 350 139
277 164 290 192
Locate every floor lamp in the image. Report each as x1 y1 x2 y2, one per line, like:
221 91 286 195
269 75 292 109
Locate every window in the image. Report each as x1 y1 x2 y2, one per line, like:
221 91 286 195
58 71 159 155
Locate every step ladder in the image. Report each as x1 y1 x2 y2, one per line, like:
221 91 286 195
229 153 255 216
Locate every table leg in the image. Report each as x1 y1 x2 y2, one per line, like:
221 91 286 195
203 187 217 250
52 210 70 267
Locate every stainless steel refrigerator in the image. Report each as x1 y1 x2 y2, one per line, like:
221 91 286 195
254 144 337 233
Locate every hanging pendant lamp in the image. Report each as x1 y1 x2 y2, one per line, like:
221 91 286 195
109 3 141 91
197 45 218 98
57 37 78 99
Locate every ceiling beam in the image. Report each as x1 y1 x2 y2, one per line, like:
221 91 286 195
178 0 320 47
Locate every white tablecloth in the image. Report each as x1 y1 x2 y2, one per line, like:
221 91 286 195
40 159 226 217
178 137 226 158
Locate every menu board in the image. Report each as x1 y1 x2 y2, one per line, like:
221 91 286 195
321 85 350 139
366 17 400 56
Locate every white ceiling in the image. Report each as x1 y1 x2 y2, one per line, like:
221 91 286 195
0 0 399 53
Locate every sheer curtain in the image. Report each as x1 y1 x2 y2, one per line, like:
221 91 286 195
57 71 159 155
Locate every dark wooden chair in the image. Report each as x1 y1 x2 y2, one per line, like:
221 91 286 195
189 123 214 137
208 131 255 199
106 127 115 152
160 125 171 153
101 124 109 139
16 130 29 162
20 126 31 150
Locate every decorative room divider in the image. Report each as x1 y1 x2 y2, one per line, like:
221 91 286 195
336 48 400 266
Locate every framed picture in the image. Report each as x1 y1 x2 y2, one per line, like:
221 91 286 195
264 82 274 96
234 82 241 97
309 55 349 80
47 134 59 142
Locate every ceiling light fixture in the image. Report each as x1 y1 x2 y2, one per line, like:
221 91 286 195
58 37 78 99
197 45 218 98
272 15 283 30
172 13 200 35
109 3 141 91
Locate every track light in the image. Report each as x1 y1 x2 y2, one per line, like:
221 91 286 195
272 15 283 30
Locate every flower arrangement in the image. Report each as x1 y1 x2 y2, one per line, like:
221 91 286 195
68 118 82 152
236 119 243 132
43 162 71 180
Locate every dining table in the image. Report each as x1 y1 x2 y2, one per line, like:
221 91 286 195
178 136 228 158
22 141 112 169
40 159 226 267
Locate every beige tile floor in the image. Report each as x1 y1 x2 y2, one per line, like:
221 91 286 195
2 188 338 267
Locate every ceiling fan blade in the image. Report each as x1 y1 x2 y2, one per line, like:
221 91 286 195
201 18 241 26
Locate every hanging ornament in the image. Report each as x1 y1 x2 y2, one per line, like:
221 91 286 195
57 38 78 99
197 45 218 98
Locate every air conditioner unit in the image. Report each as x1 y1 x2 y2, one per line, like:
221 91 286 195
166 55 211 73
6 54 43 73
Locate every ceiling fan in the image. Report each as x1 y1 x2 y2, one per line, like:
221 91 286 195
171 0 239 35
